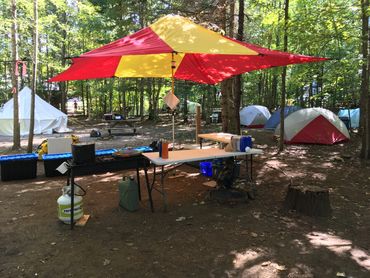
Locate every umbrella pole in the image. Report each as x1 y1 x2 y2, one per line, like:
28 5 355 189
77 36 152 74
171 53 176 151
172 111 175 151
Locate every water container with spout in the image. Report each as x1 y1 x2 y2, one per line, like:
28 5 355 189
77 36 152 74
118 176 139 211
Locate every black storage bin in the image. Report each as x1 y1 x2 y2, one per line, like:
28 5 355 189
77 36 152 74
43 153 72 177
72 143 95 165
0 154 38 181
43 149 117 177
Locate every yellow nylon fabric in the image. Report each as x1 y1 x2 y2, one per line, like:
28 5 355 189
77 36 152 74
115 53 185 78
150 15 258 55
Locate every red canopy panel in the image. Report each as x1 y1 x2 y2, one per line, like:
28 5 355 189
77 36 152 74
82 27 173 57
174 51 327 84
49 56 121 82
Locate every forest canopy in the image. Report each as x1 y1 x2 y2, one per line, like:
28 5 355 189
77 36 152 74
0 0 365 119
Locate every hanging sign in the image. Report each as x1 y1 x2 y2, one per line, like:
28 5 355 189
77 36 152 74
163 91 179 110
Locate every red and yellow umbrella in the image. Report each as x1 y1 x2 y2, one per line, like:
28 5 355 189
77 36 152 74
49 14 327 84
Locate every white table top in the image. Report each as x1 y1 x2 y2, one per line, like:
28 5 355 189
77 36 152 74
142 148 263 166
198 133 236 144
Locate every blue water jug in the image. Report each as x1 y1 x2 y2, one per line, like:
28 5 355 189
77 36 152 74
240 136 253 152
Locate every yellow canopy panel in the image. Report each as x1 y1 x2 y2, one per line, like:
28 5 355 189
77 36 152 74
150 15 258 55
115 53 185 78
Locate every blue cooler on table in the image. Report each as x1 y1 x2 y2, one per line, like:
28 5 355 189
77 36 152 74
0 153 38 181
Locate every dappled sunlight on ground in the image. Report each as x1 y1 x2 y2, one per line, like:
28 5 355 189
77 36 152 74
307 232 370 271
1 123 369 277
16 186 55 194
231 248 267 269
225 247 288 277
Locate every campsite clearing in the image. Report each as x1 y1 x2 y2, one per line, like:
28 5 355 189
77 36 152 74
1 118 369 277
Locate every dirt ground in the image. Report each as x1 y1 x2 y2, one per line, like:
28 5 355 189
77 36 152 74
1 117 370 278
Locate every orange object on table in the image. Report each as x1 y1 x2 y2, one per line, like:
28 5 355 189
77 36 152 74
161 142 169 159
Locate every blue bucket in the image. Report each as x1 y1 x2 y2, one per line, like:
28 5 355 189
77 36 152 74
200 161 213 177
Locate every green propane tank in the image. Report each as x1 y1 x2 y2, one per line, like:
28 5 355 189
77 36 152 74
57 186 83 224
118 176 139 211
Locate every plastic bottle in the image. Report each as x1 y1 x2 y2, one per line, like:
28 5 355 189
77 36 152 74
162 141 169 159
158 140 162 157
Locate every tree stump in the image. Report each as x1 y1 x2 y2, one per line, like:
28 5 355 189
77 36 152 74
283 185 332 217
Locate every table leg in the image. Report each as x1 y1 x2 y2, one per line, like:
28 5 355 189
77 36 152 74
136 160 141 201
161 165 167 212
250 154 253 181
144 162 154 212
245 155 249 181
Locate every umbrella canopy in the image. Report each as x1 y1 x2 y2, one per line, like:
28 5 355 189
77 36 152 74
50 15 327 83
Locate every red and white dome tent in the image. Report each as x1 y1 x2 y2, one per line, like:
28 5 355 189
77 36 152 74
275 108 350 145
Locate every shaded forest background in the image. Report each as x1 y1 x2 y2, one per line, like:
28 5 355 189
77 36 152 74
0 0 366 122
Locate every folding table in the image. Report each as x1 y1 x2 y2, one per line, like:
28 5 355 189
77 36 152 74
142 148 262 212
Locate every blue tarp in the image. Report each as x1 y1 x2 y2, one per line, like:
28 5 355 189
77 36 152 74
338 108 360 129
264 106 301 130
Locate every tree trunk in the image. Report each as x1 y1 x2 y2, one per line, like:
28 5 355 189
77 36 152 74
60 11 67 113
81 81 85 116
11 0 20 150
232 0 245 135
139 78 144 120
27 0 38 153
109 80 113 113
279 0 289 152
183 91 188 123
86 82 91 120
360 0 369 159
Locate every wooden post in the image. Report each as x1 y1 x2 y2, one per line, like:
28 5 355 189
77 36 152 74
196 105 201 144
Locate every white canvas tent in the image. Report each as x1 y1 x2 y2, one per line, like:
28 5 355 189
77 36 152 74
186 100 201 114
0 86 70 136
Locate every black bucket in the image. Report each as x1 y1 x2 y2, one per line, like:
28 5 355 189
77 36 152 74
72 143 95 165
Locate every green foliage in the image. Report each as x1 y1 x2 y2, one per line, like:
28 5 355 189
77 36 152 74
0 0 364 114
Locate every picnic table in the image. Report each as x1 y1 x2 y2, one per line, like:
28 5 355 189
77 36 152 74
104 118 140 135
198 132 235 148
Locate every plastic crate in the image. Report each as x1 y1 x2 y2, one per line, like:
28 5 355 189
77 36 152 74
0 153 38 181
